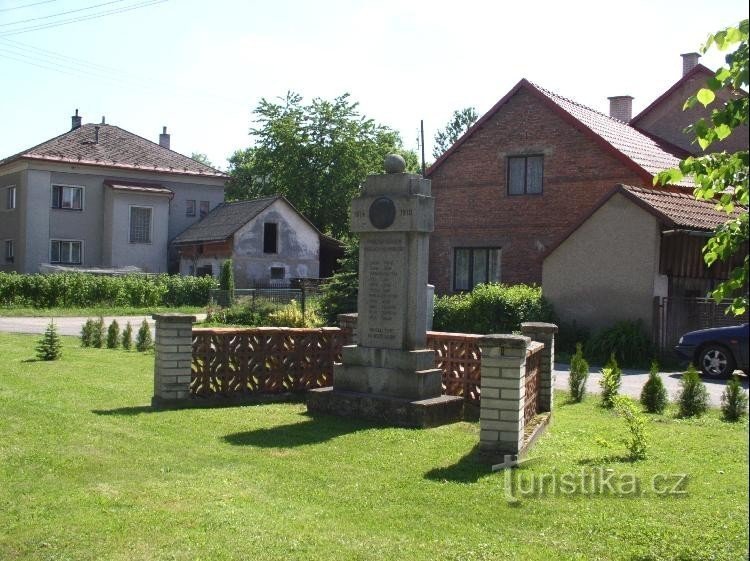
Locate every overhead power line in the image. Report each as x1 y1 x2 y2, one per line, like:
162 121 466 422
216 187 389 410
0 0 129 27
0 0 58 13
0 0 167 37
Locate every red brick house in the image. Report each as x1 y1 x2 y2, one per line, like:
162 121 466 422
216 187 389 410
425 54 746 295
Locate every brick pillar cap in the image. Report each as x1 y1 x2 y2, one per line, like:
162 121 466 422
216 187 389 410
479 334 530 348
520 322 558 334
152 313 196 323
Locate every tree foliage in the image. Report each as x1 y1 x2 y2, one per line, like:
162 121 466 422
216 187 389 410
226 92 418 238
656 19 749 315
190 153 214 168
432 107 478 159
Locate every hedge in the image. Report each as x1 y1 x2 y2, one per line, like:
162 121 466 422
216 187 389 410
432 283 555 334
0 272 217 308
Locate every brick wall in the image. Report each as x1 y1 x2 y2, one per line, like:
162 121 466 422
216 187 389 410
427 86 647 293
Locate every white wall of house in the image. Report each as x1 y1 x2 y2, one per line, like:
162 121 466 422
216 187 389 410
104 188 171 272
0 160 225 273
542 192 662 332
232 199 320 287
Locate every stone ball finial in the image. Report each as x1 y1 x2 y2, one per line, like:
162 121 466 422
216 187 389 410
384 153 406 174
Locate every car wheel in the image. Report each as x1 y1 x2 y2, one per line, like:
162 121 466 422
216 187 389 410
697 344 736 378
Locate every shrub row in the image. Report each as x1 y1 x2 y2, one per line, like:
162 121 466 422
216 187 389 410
432 283 555 334
0 272 217 308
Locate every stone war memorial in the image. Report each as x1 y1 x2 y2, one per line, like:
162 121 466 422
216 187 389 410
307 154 465 427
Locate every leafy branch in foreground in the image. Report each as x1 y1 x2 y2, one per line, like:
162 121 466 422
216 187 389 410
655 19 749 316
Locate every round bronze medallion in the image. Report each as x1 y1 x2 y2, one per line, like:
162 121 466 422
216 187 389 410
369 196 396 229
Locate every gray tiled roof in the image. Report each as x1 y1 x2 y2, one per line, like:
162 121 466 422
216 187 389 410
0 123 226 178
172 196 281 244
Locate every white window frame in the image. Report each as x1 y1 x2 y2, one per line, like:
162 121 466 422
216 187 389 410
128 205 153 244
186 199 196 217
51 184 85 210
4 186 16 210
4 239 14 263
50 239 83 265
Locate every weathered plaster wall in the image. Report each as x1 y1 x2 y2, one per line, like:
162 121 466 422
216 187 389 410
542 192 662 331
232 199 320 287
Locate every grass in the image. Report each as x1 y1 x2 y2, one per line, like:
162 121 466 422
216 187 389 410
0 305 205 317
0 333 747 561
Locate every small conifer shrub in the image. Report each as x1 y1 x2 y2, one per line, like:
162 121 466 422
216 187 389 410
136 319 153 352
218 259 235 307
612 395 648 461
106 320 120 349
121 322 133 350
36 320 63 361
721 374 748 422
677 364 709 418
640 360 668 414
80 318 94 347
569 343 589 402
91 316 105 348
599 353 622 408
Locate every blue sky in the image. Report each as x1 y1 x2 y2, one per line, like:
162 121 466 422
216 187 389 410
0 0 747 170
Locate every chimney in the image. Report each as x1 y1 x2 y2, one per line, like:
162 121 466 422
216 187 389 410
101 116 106 125
94 126 100 144
159 126 170 150
681 52 701 76
71 109 82 130
608 95 634 122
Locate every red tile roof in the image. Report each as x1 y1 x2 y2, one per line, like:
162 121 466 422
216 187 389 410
427 79 692 187
0 123 227 178
620 184 745 231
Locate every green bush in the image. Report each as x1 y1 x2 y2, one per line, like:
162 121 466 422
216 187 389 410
612 395 649 461
36 320 62 361
0 272 217 308
106 320 120 349
640 360 668 414
721 374 748 422
586 320 653 368
80 319 94 347
266 300 324 328
91 317 105 349
432 283 555 334
136 319 153 352
569 343 589 402
319 239 359 326
599 353 622 409
556 320 590 358
678 364 709 418
121 322 133 350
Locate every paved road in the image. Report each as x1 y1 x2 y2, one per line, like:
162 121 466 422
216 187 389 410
554 363 748 407
0 314 206 337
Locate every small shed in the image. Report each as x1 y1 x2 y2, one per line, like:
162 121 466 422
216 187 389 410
172 195 341 287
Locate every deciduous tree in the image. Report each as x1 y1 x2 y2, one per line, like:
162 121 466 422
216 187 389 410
657 19 749 315
432 107 478 159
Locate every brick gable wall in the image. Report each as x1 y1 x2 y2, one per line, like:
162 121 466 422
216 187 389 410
428 86 648 293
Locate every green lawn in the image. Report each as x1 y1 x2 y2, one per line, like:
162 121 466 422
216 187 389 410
0 306 205 317
0 333 747 561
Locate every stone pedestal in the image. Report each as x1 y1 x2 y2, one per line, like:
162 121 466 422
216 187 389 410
307 156 462 427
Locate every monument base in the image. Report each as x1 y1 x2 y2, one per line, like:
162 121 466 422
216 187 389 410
306 387 464 428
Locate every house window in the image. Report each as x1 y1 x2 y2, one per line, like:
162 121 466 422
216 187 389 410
52 185 84 210
129 206 152 243
199 200 210 218
453 247 502 291
5 186 16 210
270 266 285 280
507 155 543 195
186 199 196 217
4 240 13 263
50 240 82 264
263 223 278 254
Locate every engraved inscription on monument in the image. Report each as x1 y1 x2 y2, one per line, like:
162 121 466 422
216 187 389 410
359 233 407 349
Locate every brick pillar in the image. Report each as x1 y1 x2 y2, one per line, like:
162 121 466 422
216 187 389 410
151 313 195 407
478 334 530 459
521 322 558 412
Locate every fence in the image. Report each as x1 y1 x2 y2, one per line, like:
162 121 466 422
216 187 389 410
653 296 748 354
426 331 482 404
524 344 543 424
190 327 346 398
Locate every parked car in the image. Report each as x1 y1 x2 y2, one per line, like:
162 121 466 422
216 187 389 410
674 323 749 377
